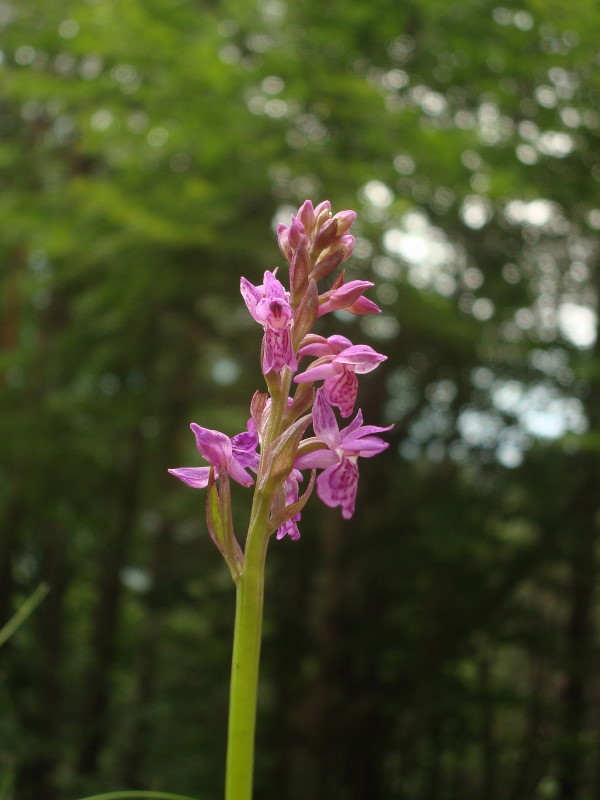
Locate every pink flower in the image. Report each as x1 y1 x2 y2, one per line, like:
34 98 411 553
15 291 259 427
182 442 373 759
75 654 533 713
294 335 387 417
240 270 298 374
317 275 381 317
169 421 259 489
295 390 392 519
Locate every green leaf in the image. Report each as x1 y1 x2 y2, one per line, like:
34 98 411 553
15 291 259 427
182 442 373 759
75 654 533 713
206 469 243 581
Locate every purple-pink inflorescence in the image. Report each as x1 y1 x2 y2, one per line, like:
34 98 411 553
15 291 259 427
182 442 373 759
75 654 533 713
169 199 392 544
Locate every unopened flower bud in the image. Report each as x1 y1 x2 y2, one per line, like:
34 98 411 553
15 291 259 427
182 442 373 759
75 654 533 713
317 279 381 317
276 223 292 261
334 234 355 260
288 216 305 249
331 209 357 236
313 200 331 228
292 279 318 349
309 249 346 282
313 217 339 251
250 391 269 441
297 200 315 233
277 217 306 264
289 237 310 303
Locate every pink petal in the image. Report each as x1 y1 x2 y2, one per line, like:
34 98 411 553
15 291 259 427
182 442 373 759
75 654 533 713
298 334 352 357
240 277 261 321
231 428 258 455
341 408 364 438
343 435 390 457
232 438 260 472
297 200 315 231
312 389 340 449
227 456 255 487
294 362 338 383
168 467 211 488
276 519 300 541
263 270 286 300
331 280 374 308
335 345 387 374
347 296 381 315
327 334 354 352
345 422 394 440
191 424 232 468
316 458 359 519
297 335 331 358
294 448 339 470
316 299 337 317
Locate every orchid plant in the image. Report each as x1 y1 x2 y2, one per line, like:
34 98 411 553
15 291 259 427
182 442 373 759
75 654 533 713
169 200 392 800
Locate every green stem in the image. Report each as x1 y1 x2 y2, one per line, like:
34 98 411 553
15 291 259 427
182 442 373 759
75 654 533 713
224 367 295 800
224 492 271 800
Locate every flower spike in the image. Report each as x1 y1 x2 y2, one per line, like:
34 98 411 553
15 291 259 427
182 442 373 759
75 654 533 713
171 199 391 548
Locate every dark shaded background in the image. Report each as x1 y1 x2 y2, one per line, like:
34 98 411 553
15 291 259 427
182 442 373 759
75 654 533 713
1 0 599 798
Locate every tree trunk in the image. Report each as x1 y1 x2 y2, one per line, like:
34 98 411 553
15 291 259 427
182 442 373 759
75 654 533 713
76 429 145 776
557 487 597 799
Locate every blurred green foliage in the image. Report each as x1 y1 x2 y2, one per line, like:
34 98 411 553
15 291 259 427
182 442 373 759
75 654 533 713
1 0 599 799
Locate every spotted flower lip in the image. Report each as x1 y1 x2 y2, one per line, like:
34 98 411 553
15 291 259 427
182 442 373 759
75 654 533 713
240 270 297 375
294 335 387 417
168 421 259 489
295 390 393 519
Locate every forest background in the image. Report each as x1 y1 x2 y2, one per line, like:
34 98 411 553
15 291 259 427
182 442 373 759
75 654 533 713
1 0 599 798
